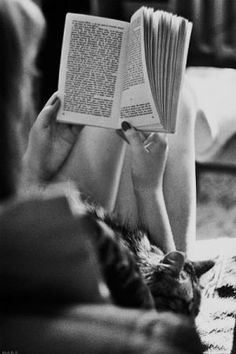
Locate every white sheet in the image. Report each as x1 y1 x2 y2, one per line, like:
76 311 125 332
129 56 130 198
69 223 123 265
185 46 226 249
187 67 236 162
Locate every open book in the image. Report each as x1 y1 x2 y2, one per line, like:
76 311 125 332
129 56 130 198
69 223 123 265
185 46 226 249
57 7 192 132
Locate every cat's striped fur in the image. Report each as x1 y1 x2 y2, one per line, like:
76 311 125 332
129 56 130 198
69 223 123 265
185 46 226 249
83 201 215 317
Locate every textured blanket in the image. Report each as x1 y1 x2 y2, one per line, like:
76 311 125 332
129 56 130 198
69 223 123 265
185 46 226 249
197 256 236 354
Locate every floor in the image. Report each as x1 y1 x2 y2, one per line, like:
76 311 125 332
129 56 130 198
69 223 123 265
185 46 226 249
197 170 236 240
192 169 236 260
195 169 236 354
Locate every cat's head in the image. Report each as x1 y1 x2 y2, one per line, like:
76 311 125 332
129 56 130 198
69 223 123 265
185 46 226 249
141 250 215 317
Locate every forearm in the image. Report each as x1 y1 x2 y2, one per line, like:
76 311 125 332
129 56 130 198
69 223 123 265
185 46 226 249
18 153 43 195
121 123 175 252
134 187 176 253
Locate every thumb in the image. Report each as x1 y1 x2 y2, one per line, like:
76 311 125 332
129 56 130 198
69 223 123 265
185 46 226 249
36 96 60 129
121 122 144 153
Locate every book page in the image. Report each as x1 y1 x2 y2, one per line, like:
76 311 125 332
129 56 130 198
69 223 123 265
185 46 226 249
57 13 129 128
150 11 192 132
119 7 162 130
169 18 192 131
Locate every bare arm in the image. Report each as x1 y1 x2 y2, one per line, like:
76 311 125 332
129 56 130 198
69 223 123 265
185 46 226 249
122 123 175 253
115 81 197 255
21 92 83 191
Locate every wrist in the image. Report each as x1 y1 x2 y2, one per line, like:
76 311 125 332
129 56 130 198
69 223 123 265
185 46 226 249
21 153 45 187
133 185 165 221
132 173 164 195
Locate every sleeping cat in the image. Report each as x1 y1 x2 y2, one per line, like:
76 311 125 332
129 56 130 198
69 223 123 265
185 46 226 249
82 201 215 318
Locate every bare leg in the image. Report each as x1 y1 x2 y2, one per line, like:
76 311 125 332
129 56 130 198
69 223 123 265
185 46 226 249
57 127 126 211
163 80 197 254
113 79 198 255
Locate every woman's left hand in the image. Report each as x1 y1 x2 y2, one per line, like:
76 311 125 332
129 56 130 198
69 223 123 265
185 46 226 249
23 92 83 184
121 121 168 191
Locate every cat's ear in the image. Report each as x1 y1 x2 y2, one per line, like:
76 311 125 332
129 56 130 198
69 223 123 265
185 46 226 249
192 259 215 278
161 251 186 276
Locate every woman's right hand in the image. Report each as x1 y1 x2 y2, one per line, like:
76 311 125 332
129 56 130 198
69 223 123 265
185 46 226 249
22 92 83 186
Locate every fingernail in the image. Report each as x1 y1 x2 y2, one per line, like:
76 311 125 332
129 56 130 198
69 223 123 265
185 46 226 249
116 130 130 144
51 96 59 105
121 121 131 131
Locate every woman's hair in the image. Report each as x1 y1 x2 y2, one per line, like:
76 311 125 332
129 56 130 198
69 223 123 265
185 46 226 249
0 0 45 201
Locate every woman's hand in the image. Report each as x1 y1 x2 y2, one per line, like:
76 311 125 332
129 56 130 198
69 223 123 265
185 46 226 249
121 121 168 192
121 121 174 251
22 93 83 185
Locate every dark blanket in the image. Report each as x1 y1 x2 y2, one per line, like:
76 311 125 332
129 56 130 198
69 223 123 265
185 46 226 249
197 256 236 354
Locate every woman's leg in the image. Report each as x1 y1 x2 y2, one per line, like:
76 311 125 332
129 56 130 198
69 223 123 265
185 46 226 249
163 80 197 254
114 78 197 255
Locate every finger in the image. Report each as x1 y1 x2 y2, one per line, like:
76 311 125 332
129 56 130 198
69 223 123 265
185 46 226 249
143 132 156 145
144 132 167 144
117 128 146 144
145 136 169 157
154 133 168 151
115 129 130 144
144 141 155 153
37 97 61 129
44 91 59 106
70 124 84 136
121 121 144 153
137 130 148 143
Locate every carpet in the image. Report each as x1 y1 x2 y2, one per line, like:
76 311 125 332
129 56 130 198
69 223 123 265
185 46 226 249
197 170 236 241
197 256 236 354
194 170 236 353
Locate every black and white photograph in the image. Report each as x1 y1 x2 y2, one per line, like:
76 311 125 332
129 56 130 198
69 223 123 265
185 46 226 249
1 1 236 353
